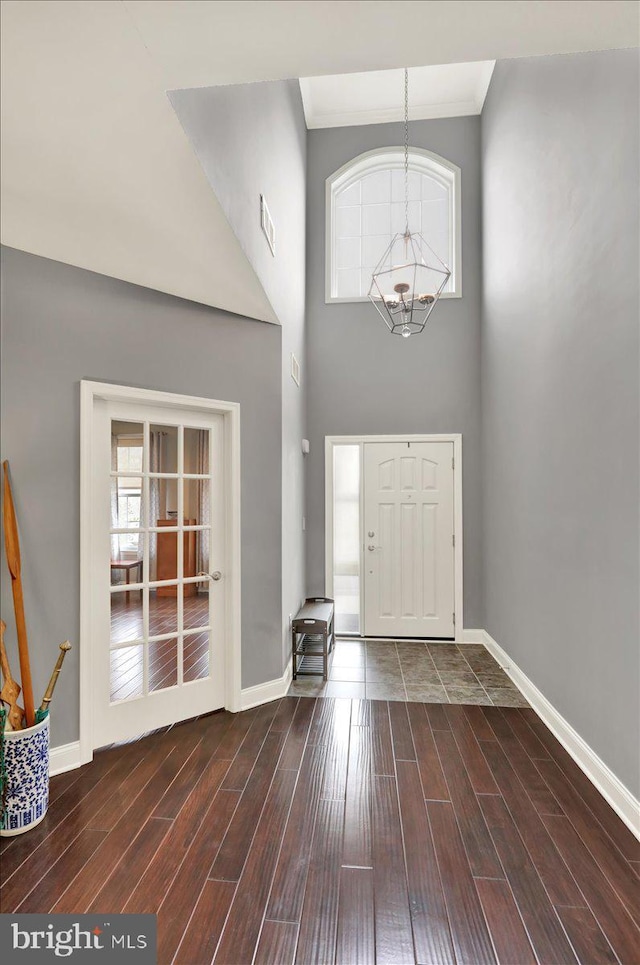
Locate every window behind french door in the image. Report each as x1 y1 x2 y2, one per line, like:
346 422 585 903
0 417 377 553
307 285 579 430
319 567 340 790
91 398 226 748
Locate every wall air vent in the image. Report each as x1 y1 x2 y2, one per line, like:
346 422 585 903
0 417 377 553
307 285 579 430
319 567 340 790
260 194 276 256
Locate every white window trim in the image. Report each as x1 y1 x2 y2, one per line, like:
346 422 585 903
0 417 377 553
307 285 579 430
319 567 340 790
324 434 464 642
325 146 462 304
80 380 242 766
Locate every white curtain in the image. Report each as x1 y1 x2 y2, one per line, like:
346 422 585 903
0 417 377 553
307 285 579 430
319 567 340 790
148 431 164 525
147 431 165 579
196 430 210 582
110 433 119 561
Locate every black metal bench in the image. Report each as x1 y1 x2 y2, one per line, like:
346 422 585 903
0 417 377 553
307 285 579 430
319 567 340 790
291 597 335 681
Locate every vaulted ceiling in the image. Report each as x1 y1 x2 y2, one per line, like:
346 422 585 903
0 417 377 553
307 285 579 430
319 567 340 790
1 1 637 322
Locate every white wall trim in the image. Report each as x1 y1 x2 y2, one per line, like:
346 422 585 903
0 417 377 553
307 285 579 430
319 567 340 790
240 659 293 711
49 741 82 777
463 628 640 840
299 63 496 131
49 657 287 777
306 101 484 130
80 379 242 764
325 434 463 642
459 628 485 644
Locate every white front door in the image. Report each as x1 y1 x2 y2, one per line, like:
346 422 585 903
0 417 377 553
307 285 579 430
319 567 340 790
91 398 226 748
363 441 455 638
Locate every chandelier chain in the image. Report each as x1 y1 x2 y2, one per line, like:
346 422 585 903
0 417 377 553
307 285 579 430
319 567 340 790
404 67 409 235
368 65 451 336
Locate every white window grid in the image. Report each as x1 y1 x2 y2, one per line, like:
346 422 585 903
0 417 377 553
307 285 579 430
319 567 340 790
326 147 461 303
109 420 213 698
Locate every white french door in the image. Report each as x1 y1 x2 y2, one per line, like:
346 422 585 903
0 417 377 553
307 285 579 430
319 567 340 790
363 441 455 638
90 397 227 748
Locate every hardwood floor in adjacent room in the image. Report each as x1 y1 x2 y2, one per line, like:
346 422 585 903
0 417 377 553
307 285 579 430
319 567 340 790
110 591 210 699
1 699 638 964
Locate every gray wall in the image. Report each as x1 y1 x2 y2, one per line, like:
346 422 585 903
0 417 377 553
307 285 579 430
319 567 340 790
170 80 307 671
481 49 639 793
305 117 483 625
0 246 283 749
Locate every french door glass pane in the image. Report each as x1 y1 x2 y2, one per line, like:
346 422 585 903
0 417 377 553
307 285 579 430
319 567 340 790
111 422 144 472
111 534 145 565
183 478 209 524
150 477 180 524
148 587 178 637
110 646 144 701
184 427 210 474
111 589 143 645
183 580 210 630
113 477 143 529
148 638 178 692
150 424 178 474
194 529 210 575
184 631 209 683
333 445 361 635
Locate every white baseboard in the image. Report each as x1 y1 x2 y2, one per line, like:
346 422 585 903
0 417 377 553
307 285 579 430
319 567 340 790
49 741 82 777
53 633 640 842
48 665 294 777
463 628 640 840
240 659 293 711
459 628 485 644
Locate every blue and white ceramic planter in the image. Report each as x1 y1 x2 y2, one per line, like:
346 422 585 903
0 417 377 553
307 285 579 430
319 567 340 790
1 715 50 836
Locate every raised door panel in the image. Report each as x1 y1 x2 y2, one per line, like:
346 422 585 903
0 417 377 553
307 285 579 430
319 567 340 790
421 503 437 617
377 502 395 618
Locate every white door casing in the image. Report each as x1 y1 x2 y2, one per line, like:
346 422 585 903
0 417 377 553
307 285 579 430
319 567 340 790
80 381 241 762
363 441 455 638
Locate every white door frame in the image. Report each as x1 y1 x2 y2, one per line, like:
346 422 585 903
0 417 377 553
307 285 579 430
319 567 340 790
324 434 463 642
80 380 242 766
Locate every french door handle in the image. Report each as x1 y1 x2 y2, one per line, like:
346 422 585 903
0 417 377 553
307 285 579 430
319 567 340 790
199 570 223 581
367 545 380 552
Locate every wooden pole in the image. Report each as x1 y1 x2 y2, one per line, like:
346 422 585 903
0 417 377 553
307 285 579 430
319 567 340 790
0 619 25 731
2 462 35 727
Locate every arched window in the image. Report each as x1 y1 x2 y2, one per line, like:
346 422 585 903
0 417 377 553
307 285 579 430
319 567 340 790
326 147 461 302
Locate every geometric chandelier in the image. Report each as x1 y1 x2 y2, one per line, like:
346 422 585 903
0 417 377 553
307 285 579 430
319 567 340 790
368 69 451 337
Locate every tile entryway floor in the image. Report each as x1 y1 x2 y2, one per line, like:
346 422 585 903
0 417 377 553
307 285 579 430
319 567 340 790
288 639 530 706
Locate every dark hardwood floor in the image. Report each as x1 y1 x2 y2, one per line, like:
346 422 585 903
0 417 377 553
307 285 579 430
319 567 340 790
1 698 638 964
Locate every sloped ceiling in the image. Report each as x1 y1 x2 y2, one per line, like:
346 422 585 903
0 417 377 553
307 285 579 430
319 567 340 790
0 0 279 323
1 1 638 321
124 0 638 88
